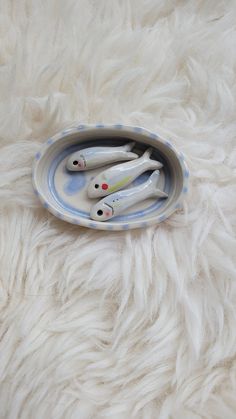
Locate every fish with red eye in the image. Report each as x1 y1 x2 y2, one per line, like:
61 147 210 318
87 148 163 198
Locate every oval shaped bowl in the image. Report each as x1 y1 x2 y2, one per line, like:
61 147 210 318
32 124 189 231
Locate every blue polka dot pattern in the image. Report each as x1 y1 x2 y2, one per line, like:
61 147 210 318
77 124 85 130
133 127 142 133
184 170 189 178
35 152 41 160
123 224 129 230
183 186 188 194
96 124 105 128
47 138 53 145
159 215 166 222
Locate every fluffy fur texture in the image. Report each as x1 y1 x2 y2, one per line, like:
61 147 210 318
0 1 236 418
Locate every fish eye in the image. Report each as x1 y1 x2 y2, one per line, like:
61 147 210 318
95 184 99 189
73 160 78 166
97 210 103 216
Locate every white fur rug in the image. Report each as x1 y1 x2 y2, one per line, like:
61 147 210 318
0 1 236 418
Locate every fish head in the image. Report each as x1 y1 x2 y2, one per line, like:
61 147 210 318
66 153 86 171
90 201 114 221
87 174 110 198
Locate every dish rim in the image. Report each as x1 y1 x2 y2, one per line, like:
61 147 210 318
32 124 189 230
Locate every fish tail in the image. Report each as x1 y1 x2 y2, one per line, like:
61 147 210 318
142 147 153 159
123 141 136 151
122 142 138 159
149 170 168 198
142 147 163 169
126 151 139 160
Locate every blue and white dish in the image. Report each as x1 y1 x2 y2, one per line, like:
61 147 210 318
32 124 189 231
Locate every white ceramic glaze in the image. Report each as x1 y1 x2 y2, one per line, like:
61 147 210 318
87 147 163 198
66 141 138 171
32 124 189 231
90 170 168 221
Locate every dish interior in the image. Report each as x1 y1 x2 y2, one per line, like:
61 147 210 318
33 129 185 228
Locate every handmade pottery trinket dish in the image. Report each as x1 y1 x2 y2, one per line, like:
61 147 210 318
32 124 189 231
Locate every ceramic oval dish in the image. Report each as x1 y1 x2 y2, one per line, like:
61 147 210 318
32 124 189 231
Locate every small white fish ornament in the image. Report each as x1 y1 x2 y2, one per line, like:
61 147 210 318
66 142 138 171
87 147 163 198
90 170 168 221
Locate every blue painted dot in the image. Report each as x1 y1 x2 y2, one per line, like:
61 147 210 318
184 170 189 178
183 186 188 194
165 141 172 148
72 218 79 223
89 223 97 229
34 189 39 196
149 133 158 140
159 215 166 222
123 224 129 230
133 127 142 133
114 124 123 129
96 124 105 128
47 138 53 145
43 202 49 209
77 124 85 130
35 152 41 160
62 129 70 135
175 203 181 209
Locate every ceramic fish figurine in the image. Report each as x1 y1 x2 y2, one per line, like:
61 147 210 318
87 147 163 198
90 170 168 221
66 142 138 171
